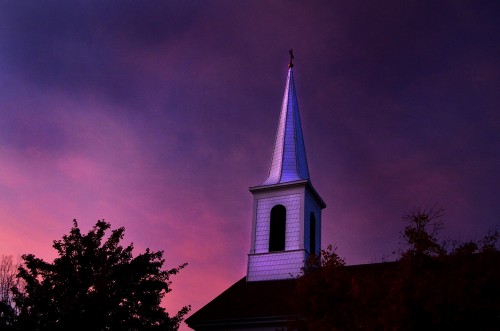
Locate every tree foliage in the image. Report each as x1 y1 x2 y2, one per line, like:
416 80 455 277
11 220 189 331
0 255 19 306
297 208 500 330
297 246 356 331
400 207 446 260
0 255 21 330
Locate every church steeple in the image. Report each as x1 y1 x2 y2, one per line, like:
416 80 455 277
247 53 326 282
262 64 310 186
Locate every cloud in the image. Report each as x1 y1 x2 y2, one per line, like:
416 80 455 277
0 2 499 329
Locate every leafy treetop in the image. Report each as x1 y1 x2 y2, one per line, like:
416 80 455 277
11 220 189 331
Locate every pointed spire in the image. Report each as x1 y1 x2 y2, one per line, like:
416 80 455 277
262 57 310 186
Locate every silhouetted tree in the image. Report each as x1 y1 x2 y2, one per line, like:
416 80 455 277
297 246 355 331
0 255 20 330
12 220 190 331
0 255 19 306
399 207 446 260
297 208 500 330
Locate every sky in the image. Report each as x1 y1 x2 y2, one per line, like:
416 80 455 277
0 0 499 329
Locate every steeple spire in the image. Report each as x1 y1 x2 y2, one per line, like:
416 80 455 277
262 55 310 186
247 53 325 282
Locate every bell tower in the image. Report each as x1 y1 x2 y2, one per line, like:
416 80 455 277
247 52 326 282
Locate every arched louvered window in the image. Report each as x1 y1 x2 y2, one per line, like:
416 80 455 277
309 213 316 254
269 205 286 252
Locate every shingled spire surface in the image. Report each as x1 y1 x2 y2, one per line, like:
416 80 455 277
262 68 310 186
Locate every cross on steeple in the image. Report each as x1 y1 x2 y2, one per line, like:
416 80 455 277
261 53 309 186
288 49 294 68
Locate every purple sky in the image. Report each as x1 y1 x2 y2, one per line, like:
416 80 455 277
0 1 499 329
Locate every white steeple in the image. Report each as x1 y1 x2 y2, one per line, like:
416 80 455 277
262 67 310 185
247 52 326 282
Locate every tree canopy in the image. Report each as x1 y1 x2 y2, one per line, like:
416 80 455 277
297 208 500 331
8 220 189 331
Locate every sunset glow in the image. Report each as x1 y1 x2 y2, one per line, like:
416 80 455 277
0 2 498 330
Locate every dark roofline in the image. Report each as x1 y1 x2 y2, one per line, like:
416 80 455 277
185 276 300 329
187 314 301 330
186 261 402 328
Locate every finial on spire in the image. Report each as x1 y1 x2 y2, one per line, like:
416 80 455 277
288 49 294 68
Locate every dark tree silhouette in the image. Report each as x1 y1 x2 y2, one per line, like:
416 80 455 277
12 220 189 331
297 208 500 331
399 207 446 260
0 255 19 306
296 245 357 331
0 255 20 330
383 209 500 330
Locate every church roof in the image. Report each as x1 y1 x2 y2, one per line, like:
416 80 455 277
261 67 310 186
185 277 300 330
185 262 397 330
186 255 500 330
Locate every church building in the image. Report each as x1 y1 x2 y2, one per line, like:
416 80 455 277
186 53 325 330
186 52 500 331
